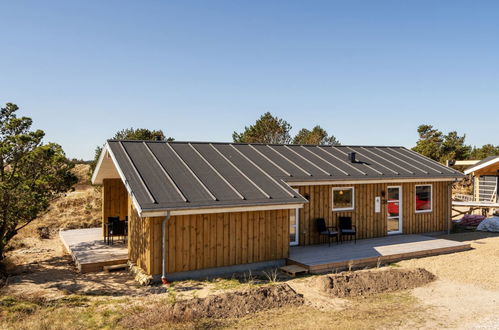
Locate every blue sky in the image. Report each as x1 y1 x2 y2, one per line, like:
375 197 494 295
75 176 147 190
1 1 498 160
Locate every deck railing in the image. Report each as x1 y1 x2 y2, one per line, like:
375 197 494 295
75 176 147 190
453 193 475 202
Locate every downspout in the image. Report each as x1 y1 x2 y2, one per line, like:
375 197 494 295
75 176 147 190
161 211 171 285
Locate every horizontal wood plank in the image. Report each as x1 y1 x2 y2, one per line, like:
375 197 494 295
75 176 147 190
287 234 471 272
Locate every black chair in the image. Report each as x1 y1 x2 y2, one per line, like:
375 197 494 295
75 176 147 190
315 218 339 246
338 216 357 244
106 216 127 245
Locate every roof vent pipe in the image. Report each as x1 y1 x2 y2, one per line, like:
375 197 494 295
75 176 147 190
348 152 357 163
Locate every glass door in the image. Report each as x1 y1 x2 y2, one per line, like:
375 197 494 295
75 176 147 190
387 186 402 234
290 208 299 246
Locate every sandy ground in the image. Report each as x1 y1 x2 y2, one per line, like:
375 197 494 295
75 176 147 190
2 237 149 299
399 232 499 329
2 230 499 329
287 277 348 311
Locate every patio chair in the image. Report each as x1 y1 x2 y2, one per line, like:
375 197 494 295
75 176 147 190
106 216 127 245
315 218 339 246
338 216 357 244
105 216 118 245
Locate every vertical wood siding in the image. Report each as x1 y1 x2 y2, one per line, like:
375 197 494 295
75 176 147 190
124 180 451 275
102 179 128 234
127 204 290 275
294 181 451 245
128 199 151 274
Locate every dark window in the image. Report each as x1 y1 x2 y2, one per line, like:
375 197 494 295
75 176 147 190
415 185 432 212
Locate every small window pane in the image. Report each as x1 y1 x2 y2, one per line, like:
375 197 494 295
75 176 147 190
387 187 400 217
289 211 297 242
388 218 400 232
416 185 432 211
333 188 353 210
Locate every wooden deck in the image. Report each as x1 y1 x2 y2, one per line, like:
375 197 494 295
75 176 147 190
59 228 128 273
287 234 471 273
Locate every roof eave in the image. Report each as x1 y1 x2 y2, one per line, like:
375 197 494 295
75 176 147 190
90 143 108 184
286 176 463 186
464 157 499 175
140 201 307 217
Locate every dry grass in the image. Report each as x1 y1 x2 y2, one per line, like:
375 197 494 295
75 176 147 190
0 290 431 330
0 294 127 330
10 164 101 248
452 179 473 196
39 164 101 231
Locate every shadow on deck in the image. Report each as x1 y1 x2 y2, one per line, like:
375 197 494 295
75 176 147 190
288 234 472 273
59 228 128 273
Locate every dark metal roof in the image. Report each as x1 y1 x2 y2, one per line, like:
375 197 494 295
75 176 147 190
464 155 499 175
471 156 499 168
106 141 464 212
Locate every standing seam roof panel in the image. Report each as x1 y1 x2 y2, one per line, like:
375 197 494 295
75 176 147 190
401 148 460 175
270 145 328 177
384 148 443 175
233 144 291 178
118 142 186 205
291 145 350 177
346 146 399 175
393 148 447 174
169 143 243 201
332 147 385 175
375 148 430 175
147 142 215 203
312 146 368 177
215 144 297 199
252 144 310 178
108 142 153 205
191 143 267 199
325 147 384 176
357 147 416 175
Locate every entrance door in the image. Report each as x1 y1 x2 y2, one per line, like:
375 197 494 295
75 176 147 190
290 208 299 246
387 186 402 234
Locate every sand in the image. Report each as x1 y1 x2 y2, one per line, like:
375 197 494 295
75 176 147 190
398 232 499 329
2 217 499 329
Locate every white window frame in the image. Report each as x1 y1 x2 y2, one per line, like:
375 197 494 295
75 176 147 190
415 184 433 213
332 186 355 211
387 186 403 235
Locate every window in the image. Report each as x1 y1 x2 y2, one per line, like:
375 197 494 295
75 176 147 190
415 185 432 213
332 187 355 211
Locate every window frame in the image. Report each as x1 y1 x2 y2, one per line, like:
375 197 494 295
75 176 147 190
332 186 355 211
415 184 433 213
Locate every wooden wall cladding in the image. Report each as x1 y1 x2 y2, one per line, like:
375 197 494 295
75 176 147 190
128 206 290 276
294 181 451 245
126 179 451 275
102 179 128 233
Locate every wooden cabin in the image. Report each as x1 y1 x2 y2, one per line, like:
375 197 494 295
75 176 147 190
464 156 499 203
92 141 463 281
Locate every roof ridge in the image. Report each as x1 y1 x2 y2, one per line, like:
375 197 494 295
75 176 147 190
107 140 405 148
